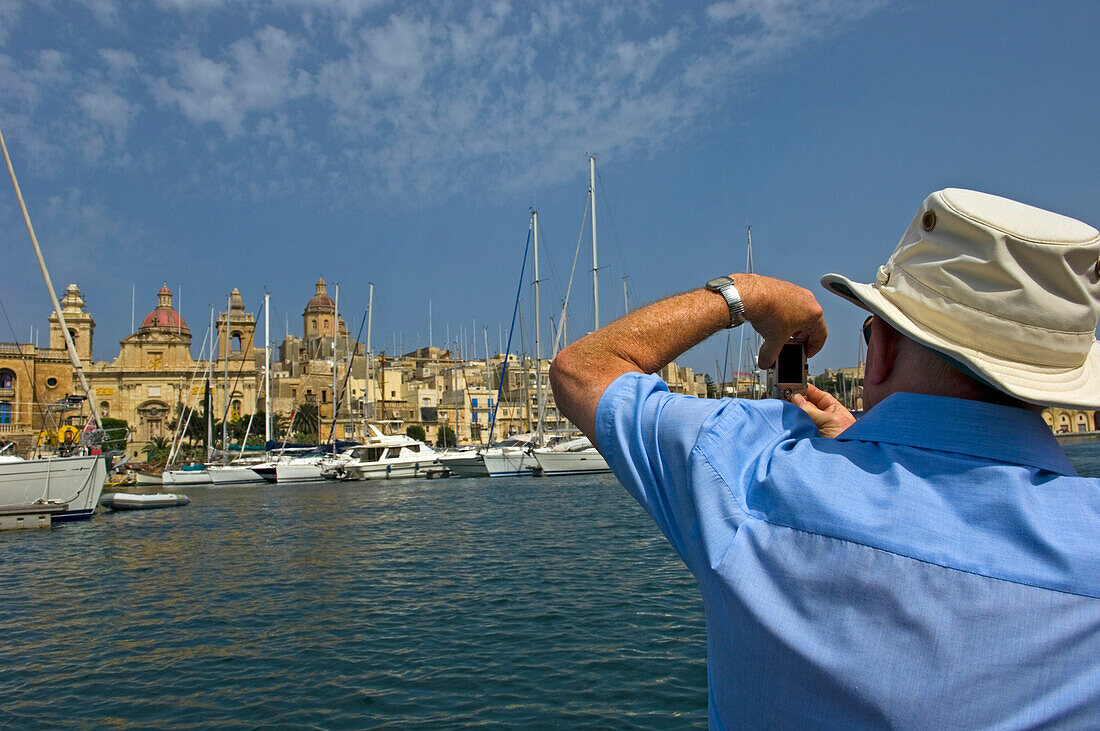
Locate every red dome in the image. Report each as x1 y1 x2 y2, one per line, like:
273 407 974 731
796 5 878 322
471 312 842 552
139 285 190 335
304 277 335 313
140 309 190 333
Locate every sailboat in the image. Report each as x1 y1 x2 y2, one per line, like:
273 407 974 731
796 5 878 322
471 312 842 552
532 156 610 476
0 126 108 521
440 211 541 478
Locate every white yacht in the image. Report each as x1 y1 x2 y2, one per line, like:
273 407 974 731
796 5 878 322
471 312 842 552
441 434 540 478
0 453 107 521
531 436 611 476
324 428 440 480
273 445 361 483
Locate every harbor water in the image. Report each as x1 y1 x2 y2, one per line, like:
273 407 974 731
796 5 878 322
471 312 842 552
3 441 1099 728
1 474 707 728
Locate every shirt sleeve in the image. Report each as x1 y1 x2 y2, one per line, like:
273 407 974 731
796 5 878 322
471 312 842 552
594 371 812 577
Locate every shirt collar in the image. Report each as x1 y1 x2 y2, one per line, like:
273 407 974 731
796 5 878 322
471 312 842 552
837 392 1077 475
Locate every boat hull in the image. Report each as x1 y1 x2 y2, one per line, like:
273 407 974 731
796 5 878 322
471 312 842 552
162 469 213 486
133 471 163 486
101 492 190 510
440 453 489 478
207 466 268 485
482 450 537 477
532 449 611 476
275 462 324 482
343 459 437 480
0 454 107 521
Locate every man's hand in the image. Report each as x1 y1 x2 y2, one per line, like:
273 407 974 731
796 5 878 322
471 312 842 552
737 275 827 369
550 273 829 443
791 384 856 438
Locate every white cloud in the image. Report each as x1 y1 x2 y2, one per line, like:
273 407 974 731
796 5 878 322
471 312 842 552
8 2 892 199
98 48 139 76
0 0 22 46
78 88 138 145
152 26 309 135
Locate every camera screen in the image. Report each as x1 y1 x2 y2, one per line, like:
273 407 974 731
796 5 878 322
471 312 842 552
776 343 804 383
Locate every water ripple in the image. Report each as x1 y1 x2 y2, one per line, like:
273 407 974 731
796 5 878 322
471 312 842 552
1 475 706 728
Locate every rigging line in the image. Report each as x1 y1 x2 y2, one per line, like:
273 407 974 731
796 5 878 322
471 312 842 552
595 168 632 281
487 228 531 446
326 305 368 441
167 324 213 466
218 296 265 440
551 192 590 356
0 290 55 434
531 212 566 322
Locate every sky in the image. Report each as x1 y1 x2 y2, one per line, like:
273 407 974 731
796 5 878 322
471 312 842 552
1 0 1098 380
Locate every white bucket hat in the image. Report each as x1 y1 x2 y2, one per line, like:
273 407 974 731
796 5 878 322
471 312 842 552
821 188 1100 409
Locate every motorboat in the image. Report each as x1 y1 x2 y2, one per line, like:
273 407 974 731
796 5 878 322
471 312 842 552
273 445 361 483
323 428 440 480
0 453 108 521
531 436 611 476
100 492 190 510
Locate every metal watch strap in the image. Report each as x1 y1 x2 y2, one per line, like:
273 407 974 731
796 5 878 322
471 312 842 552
705 276 746 329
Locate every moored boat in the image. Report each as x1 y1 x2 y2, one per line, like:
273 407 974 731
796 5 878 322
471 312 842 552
100 492 190 510
532 436 611 476
162 463 213 486
0 453 108 521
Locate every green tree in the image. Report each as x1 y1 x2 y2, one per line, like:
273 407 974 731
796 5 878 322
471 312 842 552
704 374 717 399
99 417 129 452
141 436 171 463
436 425 457 448
292 402 319 441
406 424 426 442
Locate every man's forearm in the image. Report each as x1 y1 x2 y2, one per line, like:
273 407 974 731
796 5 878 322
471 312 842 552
549 273 826 441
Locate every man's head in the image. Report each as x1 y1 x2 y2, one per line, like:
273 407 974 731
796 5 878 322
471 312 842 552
822 188 1100 409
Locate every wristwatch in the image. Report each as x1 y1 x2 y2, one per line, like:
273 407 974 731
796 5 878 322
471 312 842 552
705 275 746 328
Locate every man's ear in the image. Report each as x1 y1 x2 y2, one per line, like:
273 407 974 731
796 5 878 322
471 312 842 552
865 317 899 386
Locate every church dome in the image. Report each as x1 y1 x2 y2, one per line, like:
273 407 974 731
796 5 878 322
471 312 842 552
304 277 335 313
139 284 190 335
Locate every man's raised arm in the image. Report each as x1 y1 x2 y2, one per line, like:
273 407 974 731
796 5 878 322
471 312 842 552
548 273 828 442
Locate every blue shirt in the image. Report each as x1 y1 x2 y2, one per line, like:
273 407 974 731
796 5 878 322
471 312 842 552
595 372 1100 729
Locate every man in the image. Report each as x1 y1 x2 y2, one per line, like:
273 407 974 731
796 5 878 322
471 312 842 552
550 189 1100 728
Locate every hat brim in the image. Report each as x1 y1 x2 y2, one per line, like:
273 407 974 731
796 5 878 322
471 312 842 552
821 273 1100 410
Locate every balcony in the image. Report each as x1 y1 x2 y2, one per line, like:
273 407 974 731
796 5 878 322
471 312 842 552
0 388 13 399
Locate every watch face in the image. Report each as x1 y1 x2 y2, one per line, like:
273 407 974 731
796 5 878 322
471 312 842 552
706 276 733 290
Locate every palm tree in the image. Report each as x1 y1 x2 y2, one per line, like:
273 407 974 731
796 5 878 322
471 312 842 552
142 436 171 463
292 402 319 441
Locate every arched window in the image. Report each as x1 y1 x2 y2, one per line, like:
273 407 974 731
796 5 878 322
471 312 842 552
232 399 242 414
232 331 242 352
1058 413 1071 433
0 369 13 389
100 401 110 417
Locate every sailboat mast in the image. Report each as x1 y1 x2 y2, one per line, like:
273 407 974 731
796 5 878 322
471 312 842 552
207 306 215 460
589 154 600 331
264 293 271 444
222 292 230 456
0 127 102 430
532 210 544 444
333 283 339 450
483 327 490 392
366 283 374 430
